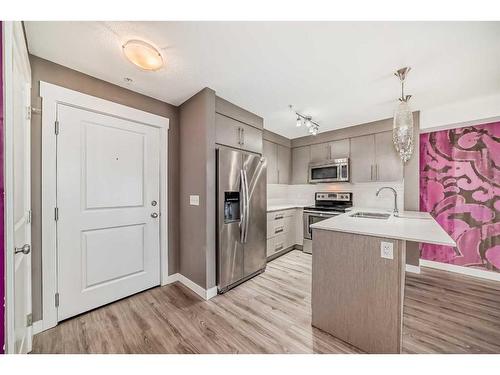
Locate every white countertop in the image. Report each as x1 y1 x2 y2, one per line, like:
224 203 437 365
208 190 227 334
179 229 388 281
310 208 456 247
267 203 308 212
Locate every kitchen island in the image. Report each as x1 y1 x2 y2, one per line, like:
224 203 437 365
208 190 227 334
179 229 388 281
310 209 455 353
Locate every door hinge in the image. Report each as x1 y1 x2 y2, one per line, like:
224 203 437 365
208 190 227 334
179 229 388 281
55 293 60 307
55 120 59 135
27 209 32 224
26 106 32 120
26 313 33 327
54 207 59 221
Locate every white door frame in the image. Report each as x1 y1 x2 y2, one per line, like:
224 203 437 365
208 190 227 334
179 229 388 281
4 21 32 354
40 82 169 331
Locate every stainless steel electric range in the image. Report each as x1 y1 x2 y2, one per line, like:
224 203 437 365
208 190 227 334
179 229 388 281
303 192 353 254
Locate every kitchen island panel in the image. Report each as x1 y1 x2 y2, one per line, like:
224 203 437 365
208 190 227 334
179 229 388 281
311 229 406 353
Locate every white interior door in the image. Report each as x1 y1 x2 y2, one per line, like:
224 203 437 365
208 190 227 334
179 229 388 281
4 21 32 354
56 104 161 321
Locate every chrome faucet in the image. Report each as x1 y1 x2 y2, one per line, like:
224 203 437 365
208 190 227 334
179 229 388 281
376 187 399 215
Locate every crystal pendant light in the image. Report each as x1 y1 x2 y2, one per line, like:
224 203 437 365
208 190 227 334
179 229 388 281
393 67 414 163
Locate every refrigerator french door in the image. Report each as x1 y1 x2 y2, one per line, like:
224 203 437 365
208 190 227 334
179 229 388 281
217 147 267 293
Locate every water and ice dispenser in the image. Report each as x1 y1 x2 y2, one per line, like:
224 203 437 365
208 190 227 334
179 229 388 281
224 191 241 223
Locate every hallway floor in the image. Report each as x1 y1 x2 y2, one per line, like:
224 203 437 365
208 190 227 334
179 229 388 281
32 250 500 353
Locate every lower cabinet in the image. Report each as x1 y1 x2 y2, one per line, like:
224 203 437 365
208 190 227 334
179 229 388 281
266 208 302 258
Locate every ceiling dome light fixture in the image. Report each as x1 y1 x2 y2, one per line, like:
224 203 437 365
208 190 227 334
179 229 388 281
393 67 414 163
289 105 320 136
122 40 164 71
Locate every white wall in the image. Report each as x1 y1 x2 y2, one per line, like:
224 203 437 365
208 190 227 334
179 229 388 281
421 92 500 132
268 181 404 211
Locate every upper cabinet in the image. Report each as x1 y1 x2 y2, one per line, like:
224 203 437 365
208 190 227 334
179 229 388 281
291 146 310 184
350 132 402 183
215 96 263 154
263 139 291 184
263 140 278 184
374 131 403 182
310 138 350 163
215 113 263 154
310 143 331 163
330 139 350 159
277 144 291 184
350 135 376 183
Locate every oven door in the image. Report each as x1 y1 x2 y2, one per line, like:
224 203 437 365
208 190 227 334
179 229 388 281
308 163 340 183
303 210 339 240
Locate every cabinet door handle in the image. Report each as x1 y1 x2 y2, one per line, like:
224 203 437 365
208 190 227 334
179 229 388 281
238 128 242 145
275 226 284 234
370 165 373 181
375 164 379 180
275 214 284 220
275 243 284 251
241 128 245 145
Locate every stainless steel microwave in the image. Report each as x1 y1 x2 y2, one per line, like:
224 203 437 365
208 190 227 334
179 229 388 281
308 158 349 183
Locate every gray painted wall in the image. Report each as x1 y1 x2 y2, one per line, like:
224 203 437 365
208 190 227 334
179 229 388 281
29 55 180 321
179 88 216 289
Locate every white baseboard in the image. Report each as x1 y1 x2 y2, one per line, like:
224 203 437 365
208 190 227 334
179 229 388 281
165 273 218 300
405 264 421 274
420 259 500 282
206 286 218 299
32 320 44 335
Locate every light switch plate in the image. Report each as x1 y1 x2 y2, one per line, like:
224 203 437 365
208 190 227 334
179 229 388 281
380 241 394 260
189 195 200 206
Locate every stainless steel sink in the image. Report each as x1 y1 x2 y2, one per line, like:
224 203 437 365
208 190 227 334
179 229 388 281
350 212 391 219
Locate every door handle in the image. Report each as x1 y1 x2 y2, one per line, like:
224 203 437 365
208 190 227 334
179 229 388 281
151 200 158 206
240 169 247 243
15 244 31 255
151 212 159 218
243 169 250 243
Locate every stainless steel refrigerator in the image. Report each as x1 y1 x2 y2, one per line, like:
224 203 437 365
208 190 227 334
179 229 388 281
216 147 267 293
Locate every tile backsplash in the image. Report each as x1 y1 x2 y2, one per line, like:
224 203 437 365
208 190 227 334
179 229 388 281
268 181 404 211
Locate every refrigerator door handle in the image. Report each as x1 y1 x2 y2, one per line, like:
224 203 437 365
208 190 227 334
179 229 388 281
240 169 247 243
243 169 250 243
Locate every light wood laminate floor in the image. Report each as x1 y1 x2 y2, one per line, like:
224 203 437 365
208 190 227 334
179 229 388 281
32 250 500 354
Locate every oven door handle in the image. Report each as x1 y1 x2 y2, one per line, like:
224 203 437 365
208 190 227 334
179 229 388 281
303 211 340 217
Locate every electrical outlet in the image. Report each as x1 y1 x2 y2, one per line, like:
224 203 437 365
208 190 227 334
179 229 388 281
189 195 200 206
380 241 394 260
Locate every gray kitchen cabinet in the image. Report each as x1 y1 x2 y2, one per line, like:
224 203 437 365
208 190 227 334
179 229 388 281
215 113 263 154
330 139 350 159
291 146 310 184
240 122 263 154
215 113 242 150
263 140 278 184
310 142 331 163
277 144 291 184
375 131 403 182
350 134 376 183
350 132 403 183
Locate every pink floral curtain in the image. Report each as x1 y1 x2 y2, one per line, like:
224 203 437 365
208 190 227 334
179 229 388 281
420 122 500 272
